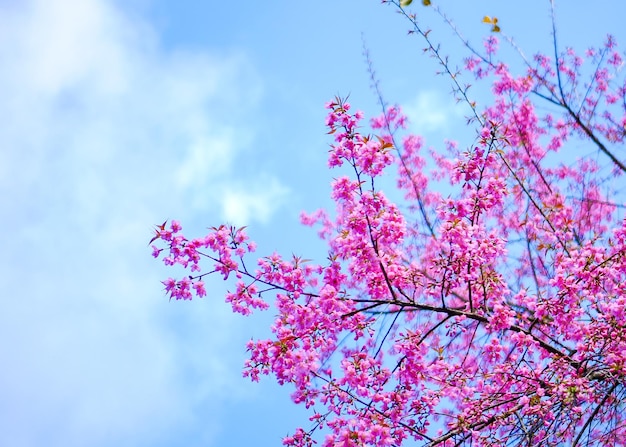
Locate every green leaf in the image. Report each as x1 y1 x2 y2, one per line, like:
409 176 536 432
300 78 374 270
400 0 413 6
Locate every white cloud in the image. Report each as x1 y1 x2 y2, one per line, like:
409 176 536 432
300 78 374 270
0 0 282 446
403 89 465 135
221 176 290 226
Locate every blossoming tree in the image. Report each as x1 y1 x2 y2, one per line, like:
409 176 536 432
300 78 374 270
151 1 626 445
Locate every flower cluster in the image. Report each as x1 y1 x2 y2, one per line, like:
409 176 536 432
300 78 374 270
151 5 626 446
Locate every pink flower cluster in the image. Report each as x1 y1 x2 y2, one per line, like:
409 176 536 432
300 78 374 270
152 7 626 447
151 222 259 310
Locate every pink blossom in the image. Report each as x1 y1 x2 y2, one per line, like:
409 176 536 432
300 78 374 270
150 5 626 446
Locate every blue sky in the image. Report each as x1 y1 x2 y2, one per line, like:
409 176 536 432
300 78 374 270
1 1 625 446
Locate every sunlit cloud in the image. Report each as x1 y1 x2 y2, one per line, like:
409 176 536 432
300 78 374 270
0 0 283 446
403 89 465 135
220 175 290 226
